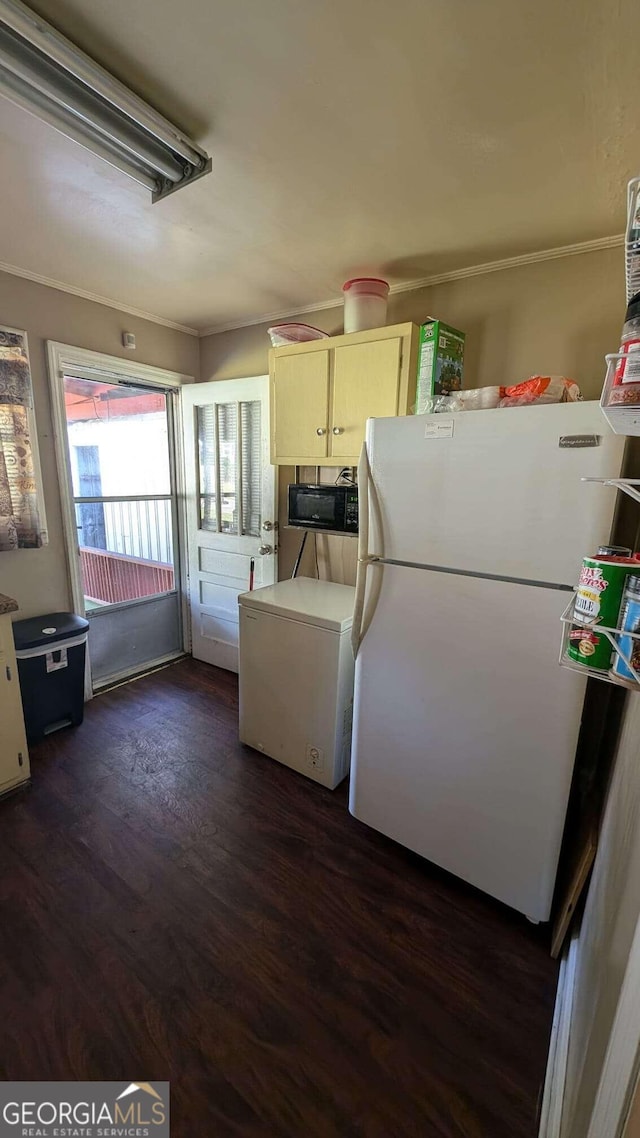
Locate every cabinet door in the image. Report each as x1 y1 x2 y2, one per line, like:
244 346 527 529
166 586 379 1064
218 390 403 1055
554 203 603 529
331 338 402 458
272 350 330 461
0 619 29 792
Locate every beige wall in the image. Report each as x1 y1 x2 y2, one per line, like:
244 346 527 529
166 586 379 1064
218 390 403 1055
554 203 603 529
200 245 625 581
200 245 624 396
0 271 199 619
1 244 625 613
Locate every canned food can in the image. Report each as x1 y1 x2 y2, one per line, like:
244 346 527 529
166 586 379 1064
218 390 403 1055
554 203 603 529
597 545 632 557
567 557 632 669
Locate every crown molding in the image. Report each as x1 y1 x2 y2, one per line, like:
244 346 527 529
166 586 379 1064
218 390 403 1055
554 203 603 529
0 259 200 336
0 232 624 341
199 232 625 337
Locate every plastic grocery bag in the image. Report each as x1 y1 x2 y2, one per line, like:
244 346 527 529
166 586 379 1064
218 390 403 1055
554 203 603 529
499 376 582 407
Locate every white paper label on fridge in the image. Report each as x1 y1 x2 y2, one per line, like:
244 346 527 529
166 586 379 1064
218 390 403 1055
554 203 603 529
424 419 454 439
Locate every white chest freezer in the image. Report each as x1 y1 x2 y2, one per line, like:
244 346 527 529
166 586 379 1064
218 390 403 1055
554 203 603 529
238 577 356 789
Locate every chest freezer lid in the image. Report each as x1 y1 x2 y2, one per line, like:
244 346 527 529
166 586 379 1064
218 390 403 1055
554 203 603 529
238 577 355 632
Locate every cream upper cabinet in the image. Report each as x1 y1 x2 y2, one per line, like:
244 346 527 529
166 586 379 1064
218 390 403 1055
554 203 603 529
271 349 330 463
0 612 30 796
270 323 419 465
331 337 402 459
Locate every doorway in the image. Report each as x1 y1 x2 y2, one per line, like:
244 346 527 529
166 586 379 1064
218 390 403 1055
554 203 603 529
181 375 276 672
48 343 190 691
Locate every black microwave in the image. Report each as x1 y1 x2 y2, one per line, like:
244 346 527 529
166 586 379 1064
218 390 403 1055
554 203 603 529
287 483 358 535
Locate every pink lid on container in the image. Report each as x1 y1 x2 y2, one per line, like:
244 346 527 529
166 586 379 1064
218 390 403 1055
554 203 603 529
267 323 329 347
342 277 389 296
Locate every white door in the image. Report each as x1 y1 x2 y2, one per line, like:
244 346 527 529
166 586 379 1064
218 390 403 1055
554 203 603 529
182 376 277 672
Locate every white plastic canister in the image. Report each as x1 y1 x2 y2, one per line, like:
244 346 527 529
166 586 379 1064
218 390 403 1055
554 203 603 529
342 278 389 333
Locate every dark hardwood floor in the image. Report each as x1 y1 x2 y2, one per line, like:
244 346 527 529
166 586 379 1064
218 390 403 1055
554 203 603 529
0 658 557 1137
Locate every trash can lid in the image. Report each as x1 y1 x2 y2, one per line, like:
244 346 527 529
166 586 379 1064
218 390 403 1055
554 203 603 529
12 611 90 651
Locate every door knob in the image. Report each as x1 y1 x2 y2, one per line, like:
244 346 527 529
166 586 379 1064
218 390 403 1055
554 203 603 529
316 427 327 436
263 520 275 531
258 544 272 556
332 427 344 435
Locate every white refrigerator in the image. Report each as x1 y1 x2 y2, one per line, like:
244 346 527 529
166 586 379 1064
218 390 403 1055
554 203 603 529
349 401 627 923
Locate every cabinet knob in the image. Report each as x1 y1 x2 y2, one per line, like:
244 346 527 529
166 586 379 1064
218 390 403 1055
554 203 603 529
316 427 327 436
332 427 344 435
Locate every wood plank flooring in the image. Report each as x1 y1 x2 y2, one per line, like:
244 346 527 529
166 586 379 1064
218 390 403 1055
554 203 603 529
0 658 557 1137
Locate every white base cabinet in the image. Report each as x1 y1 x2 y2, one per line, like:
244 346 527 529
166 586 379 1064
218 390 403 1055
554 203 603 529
0 610 30 795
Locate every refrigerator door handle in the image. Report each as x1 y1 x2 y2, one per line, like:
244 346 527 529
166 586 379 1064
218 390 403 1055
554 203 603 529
357 440 371 566
351 559 367 659
356 436 385 560
351 443 370 658
352 441 383 658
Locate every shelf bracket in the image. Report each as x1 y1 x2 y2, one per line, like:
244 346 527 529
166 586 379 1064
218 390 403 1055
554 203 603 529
581 477 640 505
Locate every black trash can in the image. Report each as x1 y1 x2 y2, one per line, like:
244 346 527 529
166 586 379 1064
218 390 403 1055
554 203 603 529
13 612 90 743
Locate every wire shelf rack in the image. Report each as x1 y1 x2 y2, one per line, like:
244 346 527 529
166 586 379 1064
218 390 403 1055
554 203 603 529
599 353 640 436
581 476 640 504
559 592 640 691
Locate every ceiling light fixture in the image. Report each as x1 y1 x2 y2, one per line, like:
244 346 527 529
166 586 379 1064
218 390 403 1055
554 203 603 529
0 0 212 201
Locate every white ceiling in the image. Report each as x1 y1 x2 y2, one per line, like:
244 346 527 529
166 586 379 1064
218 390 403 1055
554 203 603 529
0 0 636 332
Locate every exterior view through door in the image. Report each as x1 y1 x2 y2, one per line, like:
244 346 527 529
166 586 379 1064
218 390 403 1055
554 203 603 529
182 376 276 672
58 372 184 689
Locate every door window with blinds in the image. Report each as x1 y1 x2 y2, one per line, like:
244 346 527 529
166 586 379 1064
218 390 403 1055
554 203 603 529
197 401 262 536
